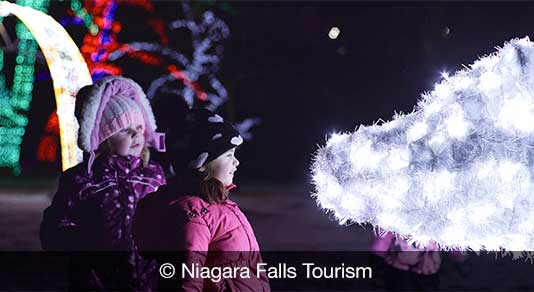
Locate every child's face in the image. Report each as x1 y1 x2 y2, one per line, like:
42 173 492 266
207 147 240 187
106 123 145 157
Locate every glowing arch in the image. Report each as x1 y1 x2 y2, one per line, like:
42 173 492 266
0 1 92 170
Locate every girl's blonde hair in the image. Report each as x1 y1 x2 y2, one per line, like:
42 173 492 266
198 162 228 204
140 146 150 167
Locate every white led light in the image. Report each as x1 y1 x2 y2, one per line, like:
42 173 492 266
312 37 534 257
328 27 340 39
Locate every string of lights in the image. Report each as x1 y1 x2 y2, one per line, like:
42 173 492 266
0 0 49 175
162 5 230 109
36 111 58 162
59 0 98 35
0 0 92 172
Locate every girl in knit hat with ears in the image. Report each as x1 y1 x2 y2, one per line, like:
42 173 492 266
133 109 270 292
40 76 166 291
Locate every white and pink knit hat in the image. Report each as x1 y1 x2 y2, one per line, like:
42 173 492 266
74 76 165 172
98 95 145 144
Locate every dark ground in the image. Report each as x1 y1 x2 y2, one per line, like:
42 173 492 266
1 182 534 291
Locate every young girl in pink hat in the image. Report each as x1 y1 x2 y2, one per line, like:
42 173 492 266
40 76 166 291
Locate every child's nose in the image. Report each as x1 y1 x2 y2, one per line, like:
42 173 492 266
131 128 142 139
234 158 240 167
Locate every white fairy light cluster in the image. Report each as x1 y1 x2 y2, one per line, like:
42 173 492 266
142 2 259 139
147 2 229 111
312 37 534 256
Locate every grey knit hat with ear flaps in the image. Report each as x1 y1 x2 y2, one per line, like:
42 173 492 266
169 109 243 172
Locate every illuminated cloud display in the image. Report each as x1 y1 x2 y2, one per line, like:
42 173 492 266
312 37 534 255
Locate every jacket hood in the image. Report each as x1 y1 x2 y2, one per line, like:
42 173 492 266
75 76 165 153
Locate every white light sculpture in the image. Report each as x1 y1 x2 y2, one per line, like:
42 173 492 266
312 37 534 257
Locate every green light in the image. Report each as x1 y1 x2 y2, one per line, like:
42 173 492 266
0 147 20 163
0 126 25 136
71 1 81 10
15 127 24 136
69 0 98 35
89 25 98 35
0 135 22 144
19 100 29 110
12 165 21 176
0 0 50 174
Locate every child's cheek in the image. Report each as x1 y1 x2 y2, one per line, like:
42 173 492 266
117 139 132 156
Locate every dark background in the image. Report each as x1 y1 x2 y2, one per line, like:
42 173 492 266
10 1 534 184
2 4 534 289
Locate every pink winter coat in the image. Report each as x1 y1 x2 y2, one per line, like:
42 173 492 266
133 181 270 292
372 232 441 275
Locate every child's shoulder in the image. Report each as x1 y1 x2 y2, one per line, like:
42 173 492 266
139 159 165 178
52 161 95 197
170 194 210 212
179 197 241 221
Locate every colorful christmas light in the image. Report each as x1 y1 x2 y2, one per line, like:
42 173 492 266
59 0 98 35
37 111 59 162
0 0 49 175
28 1 252 170
0 0 92 172
80 0 257 136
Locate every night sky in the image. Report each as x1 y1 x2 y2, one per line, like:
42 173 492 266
14 2 534 183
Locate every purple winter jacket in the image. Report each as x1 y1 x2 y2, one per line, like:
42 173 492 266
40 154 166 290
133 180 270 292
